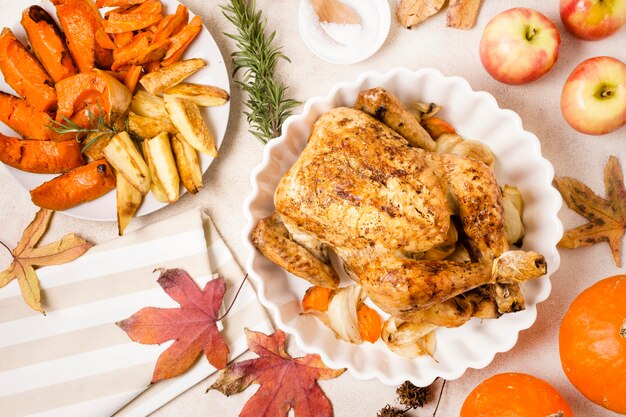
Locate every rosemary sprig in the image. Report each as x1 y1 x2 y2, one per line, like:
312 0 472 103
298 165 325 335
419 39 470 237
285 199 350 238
221 0 300 144
47 103 126 153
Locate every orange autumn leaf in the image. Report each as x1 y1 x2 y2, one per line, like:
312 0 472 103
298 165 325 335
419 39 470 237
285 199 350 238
0 209 93 313
554 156 626 267
117 268 229 383
209 329 345 417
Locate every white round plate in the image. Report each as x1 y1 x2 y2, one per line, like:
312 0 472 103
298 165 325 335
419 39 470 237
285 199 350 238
298 0 390 65
0 0 230 221
243 68 563 385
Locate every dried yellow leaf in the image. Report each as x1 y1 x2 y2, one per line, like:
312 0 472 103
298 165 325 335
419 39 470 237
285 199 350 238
0 209 93 313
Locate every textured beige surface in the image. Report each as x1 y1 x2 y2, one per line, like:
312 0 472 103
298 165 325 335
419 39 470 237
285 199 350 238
0 0 625 416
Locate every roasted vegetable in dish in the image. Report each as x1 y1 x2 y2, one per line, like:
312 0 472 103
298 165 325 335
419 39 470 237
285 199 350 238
0 133 84 174
30 159 116 210
21 6 77 83
52 0 112 72
143 132 179 203
171 133 202 194
163 83 230 107
115 171 142 236
164 95 218 156
0 92 56 140
103 131 150 195
139 58 206 95
0 28 57 112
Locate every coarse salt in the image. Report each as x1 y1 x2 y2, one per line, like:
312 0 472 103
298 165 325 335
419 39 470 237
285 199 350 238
298 0 390 64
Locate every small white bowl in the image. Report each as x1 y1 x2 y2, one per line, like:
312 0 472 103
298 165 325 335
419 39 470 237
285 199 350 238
298 0 390 65
242 68 563 385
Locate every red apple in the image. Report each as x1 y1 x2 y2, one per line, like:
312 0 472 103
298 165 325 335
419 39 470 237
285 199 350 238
560 0 626 40
561 56 626 135
479 8 561 85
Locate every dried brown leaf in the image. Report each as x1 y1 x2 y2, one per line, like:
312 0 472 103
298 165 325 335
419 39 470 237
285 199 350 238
446 0 482 29
554 156 626 267
0 209 94 313
396 0 445 28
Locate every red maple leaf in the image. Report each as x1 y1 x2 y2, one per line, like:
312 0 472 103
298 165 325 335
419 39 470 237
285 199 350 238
209 328 345 417
117 268 229 383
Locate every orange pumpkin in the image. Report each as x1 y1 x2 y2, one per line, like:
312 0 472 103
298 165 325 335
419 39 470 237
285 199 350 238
460 373 574 417
560 275 626 414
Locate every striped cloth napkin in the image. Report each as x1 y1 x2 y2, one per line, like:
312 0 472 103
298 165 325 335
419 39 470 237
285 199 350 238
0 208 272 417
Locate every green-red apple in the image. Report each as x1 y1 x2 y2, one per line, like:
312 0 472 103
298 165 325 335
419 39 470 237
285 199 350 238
560 0 626 40
561 56 626 135
479 8 561 85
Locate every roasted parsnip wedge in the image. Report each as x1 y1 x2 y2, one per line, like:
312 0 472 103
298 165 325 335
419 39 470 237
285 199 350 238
141 139 168 203
171 133 202 194
139 58 206 95
164 96 218 157
103 131 150 195
131 90 168 119
144 133 180 203
163 83 230 107
128 111 178 140
116 170 142 236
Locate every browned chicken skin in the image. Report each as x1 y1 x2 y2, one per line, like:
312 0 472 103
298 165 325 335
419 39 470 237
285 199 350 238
252 90 546 322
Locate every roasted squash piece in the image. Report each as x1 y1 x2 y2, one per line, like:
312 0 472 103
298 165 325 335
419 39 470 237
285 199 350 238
0 92 56 140
52 0 113 72
0 28 57 112
31 159 115 210
0 132 84 174
21 6 77 83
55 70 131 123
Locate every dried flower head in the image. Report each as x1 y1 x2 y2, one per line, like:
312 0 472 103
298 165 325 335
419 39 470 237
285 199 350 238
376 404 406 417
397 380 430 409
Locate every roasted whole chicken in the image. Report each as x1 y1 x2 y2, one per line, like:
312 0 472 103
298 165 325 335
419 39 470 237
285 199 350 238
252 88 546 337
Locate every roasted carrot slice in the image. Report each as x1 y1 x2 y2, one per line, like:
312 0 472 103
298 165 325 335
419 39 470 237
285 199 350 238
96 0 147 7
152 14 185 44
0 132 84 174
302 286 335 312
0 28 57 113
53 0 113 72
112 32 150 70
357 304 382 343
113 31 134 48
111 33 168 71
21 6 77 83
104 6 135 18
103 13 162 34
124 65 143 92
0 92 56 140
95 27 117 50
421 117 456 140
161 16 202 67
55 70 132 122
31 159 115 210
128 0 162 14
174 4 189 29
